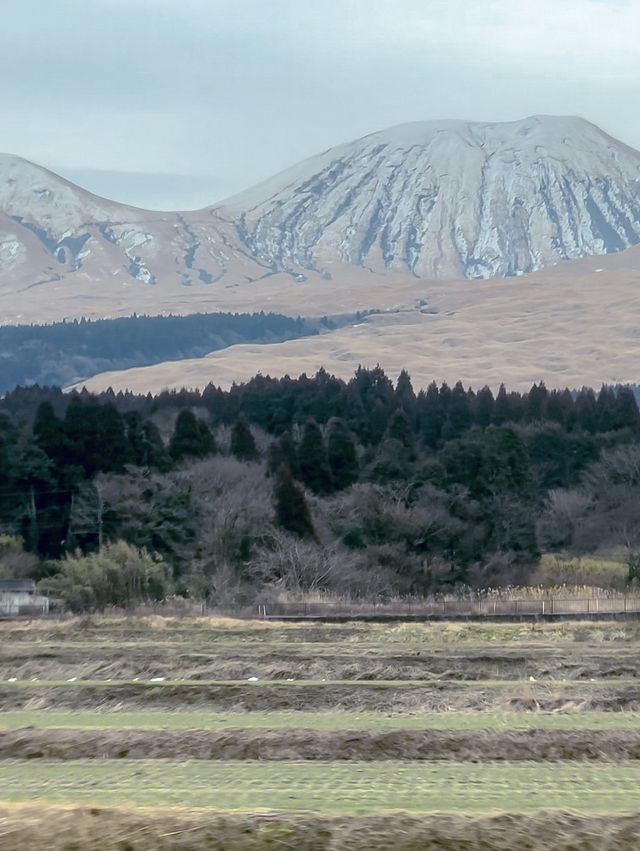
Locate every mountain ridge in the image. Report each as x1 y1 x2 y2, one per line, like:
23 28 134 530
210 115 640 280
2 115 640 323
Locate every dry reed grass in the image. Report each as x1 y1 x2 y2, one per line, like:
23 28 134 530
3 726 640 762
1 804 640 850
3 680 640 714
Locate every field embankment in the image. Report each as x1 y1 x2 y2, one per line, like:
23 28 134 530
2 615 640 848
3 805 640 851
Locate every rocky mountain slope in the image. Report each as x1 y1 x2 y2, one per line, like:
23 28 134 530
0 154 272 321
2 115 640 323
213 115 640 280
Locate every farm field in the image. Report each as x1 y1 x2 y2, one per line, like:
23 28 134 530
3 616 640 849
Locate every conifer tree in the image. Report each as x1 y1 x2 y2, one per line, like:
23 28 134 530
97 403 130 473
230 418 259 461
492 384 511 425
326 417 359 490
273 464 315 539
169 410 216 462
385 409 417 459
394 370 416 417
197 420 216 454
0 414 18 477
417 382 444 448
526 382 549 422
267 431 299 478
297 418 333 494
612 386 640 432
596 385 617 432
15 442 54 553
560 389 578 432
33 402 64 463
544 389 575 430
349 366 395 444
62 395 98 473
442 381 471 440
124 412 170 470
575 388 597 433
475 385 494 428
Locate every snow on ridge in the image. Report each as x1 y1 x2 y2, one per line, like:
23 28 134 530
213 115 624 212
2 115 640 303
211 115 640 280
358 114 595 147
0 152 165 227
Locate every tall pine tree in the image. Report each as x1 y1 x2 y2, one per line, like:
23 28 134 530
273 464 316 539
230 417 259 461
326 417 359 490
297 419 333 494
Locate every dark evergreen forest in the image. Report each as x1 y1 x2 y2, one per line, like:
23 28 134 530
1 367 640 609
0 311 334 393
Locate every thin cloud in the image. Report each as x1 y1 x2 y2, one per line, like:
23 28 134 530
2 0 639 208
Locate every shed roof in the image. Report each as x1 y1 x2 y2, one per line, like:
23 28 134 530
0 579 36 593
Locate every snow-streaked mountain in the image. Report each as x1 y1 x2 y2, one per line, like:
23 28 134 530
0 154 272 311
2 115 640 323
212 115 640 279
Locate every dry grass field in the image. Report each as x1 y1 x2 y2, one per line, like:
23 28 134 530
75 244 640 394
3 615 640 848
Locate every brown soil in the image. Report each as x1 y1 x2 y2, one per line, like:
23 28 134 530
3 727 640 762
3 643 640 683
2 805 640 850
3 681 640 713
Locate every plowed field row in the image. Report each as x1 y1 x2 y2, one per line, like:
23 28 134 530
2 678 640 712
2 615 640 849
3 726 640 761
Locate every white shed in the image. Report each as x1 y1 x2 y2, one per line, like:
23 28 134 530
0 579 49 616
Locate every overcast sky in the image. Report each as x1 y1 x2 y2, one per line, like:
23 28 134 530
3 0 640 210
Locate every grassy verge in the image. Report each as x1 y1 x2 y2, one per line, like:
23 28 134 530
2 616 640 644
3 760 640 813
4 616 640 848
3 709 640 731
2 805 640 851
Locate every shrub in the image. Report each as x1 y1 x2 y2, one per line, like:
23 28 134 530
41 540 171 612
0 534 39 579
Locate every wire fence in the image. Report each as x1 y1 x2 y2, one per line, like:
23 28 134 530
256 596 640 619
5 595 640 621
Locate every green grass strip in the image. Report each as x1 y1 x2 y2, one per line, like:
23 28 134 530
3 760 640 814
3 709 640 731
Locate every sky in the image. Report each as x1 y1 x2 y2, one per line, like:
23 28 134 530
3 0 640 210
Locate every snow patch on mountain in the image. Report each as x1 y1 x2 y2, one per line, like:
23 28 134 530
2 115 640 322
0 239 20 263
214 115 640 279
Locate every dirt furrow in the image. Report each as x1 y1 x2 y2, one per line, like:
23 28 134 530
4 726 640 761
2 806 640 850
3 681 640 713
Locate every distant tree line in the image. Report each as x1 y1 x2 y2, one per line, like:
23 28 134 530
0 310 335 393
1 367 640 608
